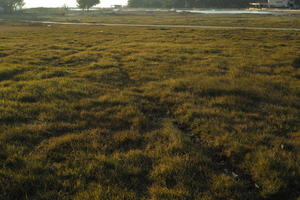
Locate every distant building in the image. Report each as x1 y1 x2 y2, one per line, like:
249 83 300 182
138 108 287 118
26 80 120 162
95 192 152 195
268 0 295 7
113 5 123 9
250 0 296 8
0 6 4 13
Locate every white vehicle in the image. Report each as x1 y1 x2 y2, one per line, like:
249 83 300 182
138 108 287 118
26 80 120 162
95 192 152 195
250 0 296 8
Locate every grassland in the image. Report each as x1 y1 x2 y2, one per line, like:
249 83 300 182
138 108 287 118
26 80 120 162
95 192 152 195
0 16 300 199
2 8 300 28
51 11 300 28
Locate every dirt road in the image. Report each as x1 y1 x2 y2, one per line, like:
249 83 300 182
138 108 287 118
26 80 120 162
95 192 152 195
25 20 300 31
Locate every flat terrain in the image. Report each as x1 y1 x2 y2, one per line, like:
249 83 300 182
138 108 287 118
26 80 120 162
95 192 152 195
2 9 300 28
22 20 300 31
44 10 300 28
0 14 300 199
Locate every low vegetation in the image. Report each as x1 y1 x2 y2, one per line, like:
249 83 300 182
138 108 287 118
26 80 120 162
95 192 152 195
2 9 300 29
34 10 300 29
0 19 299 199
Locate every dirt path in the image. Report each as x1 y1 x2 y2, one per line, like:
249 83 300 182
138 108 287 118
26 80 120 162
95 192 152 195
25 20 300 31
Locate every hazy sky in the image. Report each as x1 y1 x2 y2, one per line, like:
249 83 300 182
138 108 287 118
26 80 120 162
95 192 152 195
24 0 128 8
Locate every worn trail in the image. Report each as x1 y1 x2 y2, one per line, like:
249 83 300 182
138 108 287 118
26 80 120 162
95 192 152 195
24 20 300 31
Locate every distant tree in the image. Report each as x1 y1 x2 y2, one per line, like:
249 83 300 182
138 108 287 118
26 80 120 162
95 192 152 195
0 0 25 13
128 0 253 8
62 3 69 11
128 0 142 7
77 0 100 11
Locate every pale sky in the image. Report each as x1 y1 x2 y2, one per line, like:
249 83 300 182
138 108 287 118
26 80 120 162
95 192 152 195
24 0 128 8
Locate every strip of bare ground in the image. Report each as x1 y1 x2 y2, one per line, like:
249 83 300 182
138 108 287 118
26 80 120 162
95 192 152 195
21 20 300 31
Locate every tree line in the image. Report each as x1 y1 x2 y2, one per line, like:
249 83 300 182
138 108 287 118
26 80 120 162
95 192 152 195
0 0 100 13
1 0 299 14
0 0 24 13
128 0 299 8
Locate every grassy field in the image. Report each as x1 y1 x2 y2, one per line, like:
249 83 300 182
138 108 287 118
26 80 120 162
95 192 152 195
51 11 300 28
2 8 300 28
0 16 300 199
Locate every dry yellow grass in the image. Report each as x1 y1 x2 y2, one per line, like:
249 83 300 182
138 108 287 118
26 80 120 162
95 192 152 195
0 19 299 199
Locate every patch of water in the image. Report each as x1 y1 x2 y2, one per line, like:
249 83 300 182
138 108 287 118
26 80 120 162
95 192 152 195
176 9 284 14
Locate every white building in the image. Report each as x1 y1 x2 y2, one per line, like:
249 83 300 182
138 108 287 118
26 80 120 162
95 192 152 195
250 0 296 8
268 0 295 7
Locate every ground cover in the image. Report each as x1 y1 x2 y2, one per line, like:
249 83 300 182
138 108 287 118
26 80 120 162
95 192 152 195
51 11 300 29
0 21 300 199
2 9 300 28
